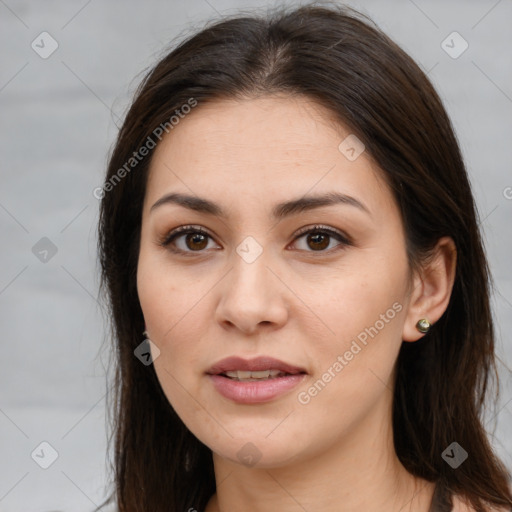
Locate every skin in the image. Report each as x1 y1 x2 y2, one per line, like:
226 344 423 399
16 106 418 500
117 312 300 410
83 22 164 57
137 95 460 512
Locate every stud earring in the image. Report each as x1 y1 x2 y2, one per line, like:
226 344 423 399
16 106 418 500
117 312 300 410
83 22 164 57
416 318 431 333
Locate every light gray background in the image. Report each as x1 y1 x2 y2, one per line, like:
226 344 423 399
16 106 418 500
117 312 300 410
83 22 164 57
0 0 511 510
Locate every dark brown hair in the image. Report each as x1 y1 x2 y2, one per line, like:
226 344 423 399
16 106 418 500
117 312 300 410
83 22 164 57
97 3 512 511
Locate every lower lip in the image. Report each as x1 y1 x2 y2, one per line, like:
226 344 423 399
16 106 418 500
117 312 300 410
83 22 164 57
208 374 307 404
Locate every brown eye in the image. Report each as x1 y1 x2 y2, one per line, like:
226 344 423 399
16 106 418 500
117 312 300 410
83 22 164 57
306 232 330 251
161 225 220 254
185 232 208 251
292 225 351 253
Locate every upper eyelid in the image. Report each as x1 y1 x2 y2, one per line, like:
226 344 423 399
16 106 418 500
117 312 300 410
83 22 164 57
293 224 350 240
161 225 213 245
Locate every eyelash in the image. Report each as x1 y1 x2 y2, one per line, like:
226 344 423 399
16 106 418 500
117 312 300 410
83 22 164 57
159 224 352 257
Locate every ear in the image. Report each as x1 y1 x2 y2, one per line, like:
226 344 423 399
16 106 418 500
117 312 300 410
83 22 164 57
402 236 457 342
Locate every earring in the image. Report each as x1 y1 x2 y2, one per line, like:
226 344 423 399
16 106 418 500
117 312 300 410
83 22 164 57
143 330 149 338
416 318 431 333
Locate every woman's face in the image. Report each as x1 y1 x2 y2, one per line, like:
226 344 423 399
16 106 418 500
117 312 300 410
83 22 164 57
137 95 415 468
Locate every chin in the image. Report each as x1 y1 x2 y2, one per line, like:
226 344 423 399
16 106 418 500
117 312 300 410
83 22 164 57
203 431 308 469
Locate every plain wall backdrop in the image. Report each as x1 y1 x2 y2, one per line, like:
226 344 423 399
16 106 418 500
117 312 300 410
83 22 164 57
0 0 511 510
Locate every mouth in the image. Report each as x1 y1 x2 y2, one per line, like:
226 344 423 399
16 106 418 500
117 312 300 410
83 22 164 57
207 355 307 376
220 369 304 381
207 356 308 404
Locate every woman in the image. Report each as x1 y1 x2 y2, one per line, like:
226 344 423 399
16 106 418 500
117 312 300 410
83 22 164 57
96 3 512 511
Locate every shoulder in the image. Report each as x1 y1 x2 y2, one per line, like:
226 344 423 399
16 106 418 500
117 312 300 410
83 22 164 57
452 494 511 512
451 493 472 511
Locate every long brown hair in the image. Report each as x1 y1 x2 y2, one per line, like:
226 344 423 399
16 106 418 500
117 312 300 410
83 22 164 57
97 3 512 511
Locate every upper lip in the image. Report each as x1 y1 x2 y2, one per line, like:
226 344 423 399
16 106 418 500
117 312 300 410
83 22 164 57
207 356 307 375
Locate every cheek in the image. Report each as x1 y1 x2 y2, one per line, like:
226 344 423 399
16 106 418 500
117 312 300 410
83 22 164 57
305 260 406 346
298 250 408 398
137 247 215 393
137 245 203 340
138 262 210 425
290 288 405 454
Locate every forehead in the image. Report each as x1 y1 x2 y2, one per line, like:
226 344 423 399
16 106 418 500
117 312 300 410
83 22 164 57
151 95 350 166
145 95 393 215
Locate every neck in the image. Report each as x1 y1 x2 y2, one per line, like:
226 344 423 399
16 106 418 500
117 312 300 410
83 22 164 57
204 397 435 512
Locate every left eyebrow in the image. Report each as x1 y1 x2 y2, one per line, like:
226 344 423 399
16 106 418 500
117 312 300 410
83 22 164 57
150 191 371 219
272 191 371 219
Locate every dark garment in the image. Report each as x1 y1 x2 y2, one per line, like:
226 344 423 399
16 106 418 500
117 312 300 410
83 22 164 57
429 481 452 512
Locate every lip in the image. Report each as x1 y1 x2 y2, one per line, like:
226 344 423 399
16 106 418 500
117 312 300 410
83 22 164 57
208 374 306 404
207 356 307 375
206 356 307 404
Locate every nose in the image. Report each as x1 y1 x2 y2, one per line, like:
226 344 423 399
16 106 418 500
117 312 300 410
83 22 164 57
214 251 289 335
